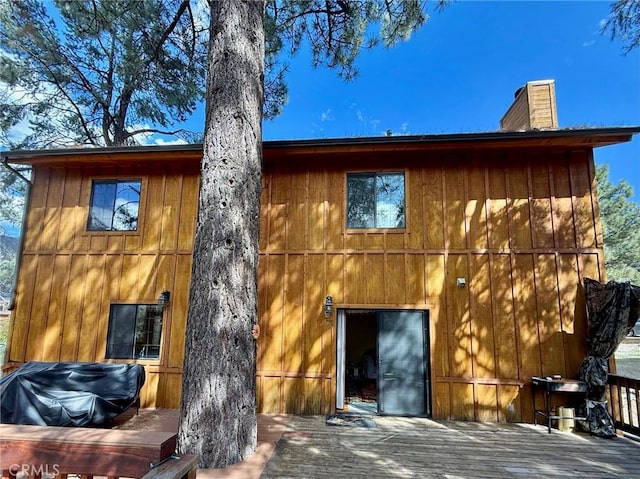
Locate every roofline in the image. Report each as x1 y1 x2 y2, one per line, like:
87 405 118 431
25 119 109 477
267 126 640 149
2 126 639 162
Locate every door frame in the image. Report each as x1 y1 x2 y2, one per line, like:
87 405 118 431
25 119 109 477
336 309 346 409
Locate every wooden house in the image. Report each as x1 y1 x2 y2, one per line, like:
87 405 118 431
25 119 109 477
2 81 639 423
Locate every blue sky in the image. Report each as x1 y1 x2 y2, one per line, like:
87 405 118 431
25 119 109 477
259 1 640 200
1 1 638 239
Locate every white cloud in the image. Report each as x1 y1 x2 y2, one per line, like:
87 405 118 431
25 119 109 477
320 108 332 122
0 81 83 148
153 137 188 146
0 79 137 148
580 18 607 49
4 117 32 145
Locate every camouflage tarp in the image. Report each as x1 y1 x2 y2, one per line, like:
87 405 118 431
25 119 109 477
578 278 640 437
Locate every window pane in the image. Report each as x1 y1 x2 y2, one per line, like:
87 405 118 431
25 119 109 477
347 172 406 229
106 304 162 360
87 180 140 231
106 304 137 359
347 174 376 228
376 173 405 228
113 181 140 231
134 305 162 359
88 182 116 230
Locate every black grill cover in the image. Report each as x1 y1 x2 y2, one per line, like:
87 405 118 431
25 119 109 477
0 361 145 427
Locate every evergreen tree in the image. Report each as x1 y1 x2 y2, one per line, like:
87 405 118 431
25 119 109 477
0 258 16 299
0 165 24 300
0 164 28 233
596 164 640 284
0 0 207 147
602 0 640 53
1 0 446 468
180 0 445 468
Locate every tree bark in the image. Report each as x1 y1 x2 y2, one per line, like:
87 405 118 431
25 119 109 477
177 0 263 468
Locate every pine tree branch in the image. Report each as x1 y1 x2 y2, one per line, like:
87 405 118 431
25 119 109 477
35 62 98 145
122 126 192 141
151 0 191 61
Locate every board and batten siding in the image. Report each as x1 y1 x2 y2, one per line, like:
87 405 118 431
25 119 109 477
7 161 200 408
257 148 601 421
6 146 603 422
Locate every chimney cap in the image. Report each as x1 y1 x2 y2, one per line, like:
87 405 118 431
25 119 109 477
514 86 525 99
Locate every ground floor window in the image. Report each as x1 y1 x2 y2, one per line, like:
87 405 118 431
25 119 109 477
106 304 163 359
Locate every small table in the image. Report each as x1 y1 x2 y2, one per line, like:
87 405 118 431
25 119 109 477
531 376 588 433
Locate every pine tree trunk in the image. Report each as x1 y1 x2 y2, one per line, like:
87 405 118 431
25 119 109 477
177 0 263 468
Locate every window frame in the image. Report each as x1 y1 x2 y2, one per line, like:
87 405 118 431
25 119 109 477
87 178 143 232
345 171 408 231
105 303 164 361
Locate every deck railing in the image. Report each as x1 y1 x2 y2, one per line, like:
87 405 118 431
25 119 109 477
607 374 640 437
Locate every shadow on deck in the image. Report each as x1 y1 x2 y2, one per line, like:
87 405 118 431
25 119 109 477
115 410 639 479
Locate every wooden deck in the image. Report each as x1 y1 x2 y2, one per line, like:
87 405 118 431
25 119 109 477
92 409 640 478
262 415 640 479
112 410 290 479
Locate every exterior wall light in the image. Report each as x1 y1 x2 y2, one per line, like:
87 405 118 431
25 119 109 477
324 295 333 318
158 290 171 309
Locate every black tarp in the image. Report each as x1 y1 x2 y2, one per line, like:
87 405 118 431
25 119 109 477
0 361 145 427
578 278 640 437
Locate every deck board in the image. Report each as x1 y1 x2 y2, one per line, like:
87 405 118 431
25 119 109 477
262 416 640 478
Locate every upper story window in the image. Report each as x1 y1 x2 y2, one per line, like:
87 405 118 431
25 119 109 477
347 172 406 229
87 180 141 231
106 304 163 360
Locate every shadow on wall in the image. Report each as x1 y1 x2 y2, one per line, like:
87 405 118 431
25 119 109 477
433 151 596 423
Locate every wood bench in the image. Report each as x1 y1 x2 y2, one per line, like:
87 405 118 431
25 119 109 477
0 424 197 479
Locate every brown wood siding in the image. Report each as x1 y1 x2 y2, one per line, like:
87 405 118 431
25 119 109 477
7 147 602 422
256 149 601 420
7 161 199 408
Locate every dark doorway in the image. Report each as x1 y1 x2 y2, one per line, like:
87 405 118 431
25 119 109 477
344 310 378 414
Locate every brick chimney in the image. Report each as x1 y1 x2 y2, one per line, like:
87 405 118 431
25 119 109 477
500 79 558 131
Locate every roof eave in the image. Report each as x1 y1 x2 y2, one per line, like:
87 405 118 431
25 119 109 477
2 126 639 166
